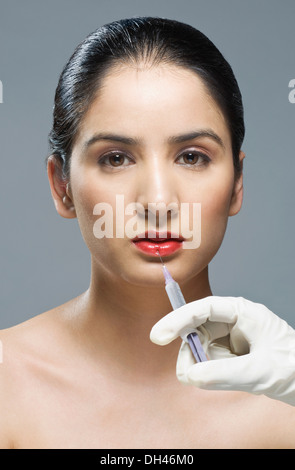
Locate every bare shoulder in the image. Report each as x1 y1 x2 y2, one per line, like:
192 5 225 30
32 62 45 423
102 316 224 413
229 390 295 448
0 296 81 448
0 326 12 448
260 395 295 448
0 299 71 363
0 293 83 356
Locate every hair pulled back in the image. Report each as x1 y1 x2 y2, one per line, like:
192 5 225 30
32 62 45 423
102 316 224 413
48 17 245 178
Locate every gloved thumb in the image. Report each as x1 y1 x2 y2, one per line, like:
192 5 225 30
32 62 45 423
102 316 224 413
180 351 262 393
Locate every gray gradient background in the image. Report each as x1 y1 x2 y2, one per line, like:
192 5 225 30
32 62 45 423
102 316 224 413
0 0 294 329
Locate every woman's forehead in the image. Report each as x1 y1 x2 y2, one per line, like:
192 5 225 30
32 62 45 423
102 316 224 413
76 64 231 149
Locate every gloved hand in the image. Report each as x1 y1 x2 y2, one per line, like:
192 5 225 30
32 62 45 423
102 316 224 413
150 296 295 406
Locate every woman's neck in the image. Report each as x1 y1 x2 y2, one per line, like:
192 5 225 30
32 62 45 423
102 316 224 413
73 262 212 380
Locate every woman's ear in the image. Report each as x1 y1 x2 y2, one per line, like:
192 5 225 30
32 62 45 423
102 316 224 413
229 151 245 217
47 156 76 219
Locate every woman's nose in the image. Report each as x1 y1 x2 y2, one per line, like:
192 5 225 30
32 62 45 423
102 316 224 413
135 159 180 227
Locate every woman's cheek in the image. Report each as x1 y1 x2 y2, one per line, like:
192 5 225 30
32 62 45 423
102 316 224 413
199 178 234 252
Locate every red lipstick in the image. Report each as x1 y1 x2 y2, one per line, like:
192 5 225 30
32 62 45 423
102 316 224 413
132 231 184 257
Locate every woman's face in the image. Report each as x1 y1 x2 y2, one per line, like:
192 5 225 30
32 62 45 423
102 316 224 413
63 64 244 286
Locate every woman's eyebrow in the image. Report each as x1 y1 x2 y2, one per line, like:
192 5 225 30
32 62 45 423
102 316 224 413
168 129 225 148
83 133 138 150
82 128 225 151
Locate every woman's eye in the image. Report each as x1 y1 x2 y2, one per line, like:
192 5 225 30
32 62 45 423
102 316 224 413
99 152 133 168
177 151 210 167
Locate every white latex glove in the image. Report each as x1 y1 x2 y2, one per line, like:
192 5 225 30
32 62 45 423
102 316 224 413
150 296 295 406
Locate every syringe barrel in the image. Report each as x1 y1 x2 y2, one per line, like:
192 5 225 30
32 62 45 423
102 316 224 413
164 279 207 362
165 280 186 310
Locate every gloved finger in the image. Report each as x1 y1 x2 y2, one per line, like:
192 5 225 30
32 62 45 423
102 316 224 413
194 323 235 357
198 321 230 342
176 335 237 384
184 353 263 393
150 296 238 346
176 341 195 384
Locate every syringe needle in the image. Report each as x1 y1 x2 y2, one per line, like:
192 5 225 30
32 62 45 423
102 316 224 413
157 250 165 266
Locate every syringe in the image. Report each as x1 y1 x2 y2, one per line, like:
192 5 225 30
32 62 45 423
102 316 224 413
158 253 207 363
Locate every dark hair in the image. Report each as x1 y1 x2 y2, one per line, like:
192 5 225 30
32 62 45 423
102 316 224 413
48 17 245 179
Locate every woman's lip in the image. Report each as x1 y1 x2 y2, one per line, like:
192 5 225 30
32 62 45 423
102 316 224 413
133 231 185 242
132 238 183 257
